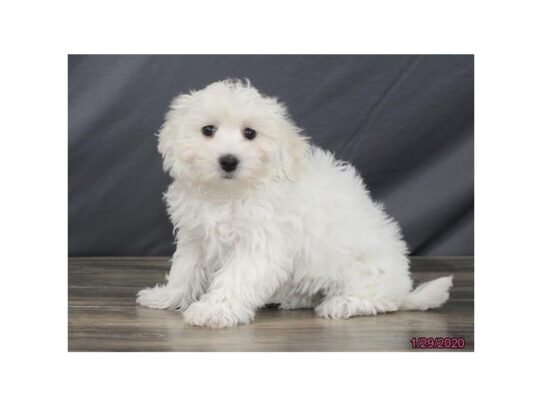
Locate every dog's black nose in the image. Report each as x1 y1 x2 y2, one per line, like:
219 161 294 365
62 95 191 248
219 154 239 173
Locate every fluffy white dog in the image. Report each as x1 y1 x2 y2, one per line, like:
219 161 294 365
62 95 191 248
137 79 453 328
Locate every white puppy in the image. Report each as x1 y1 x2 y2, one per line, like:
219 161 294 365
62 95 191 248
137 79 453 328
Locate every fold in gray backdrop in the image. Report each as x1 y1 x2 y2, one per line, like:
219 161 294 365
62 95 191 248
68 55 474 256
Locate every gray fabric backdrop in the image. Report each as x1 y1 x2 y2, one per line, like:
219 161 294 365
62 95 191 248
68 55 474 256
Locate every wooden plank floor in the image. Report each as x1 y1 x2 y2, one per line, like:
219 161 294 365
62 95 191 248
68 257 474 352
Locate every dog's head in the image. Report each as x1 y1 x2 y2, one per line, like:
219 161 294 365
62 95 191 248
157 79 308 191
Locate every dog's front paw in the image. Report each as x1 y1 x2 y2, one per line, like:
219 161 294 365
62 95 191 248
183 300 252 328
136 285 191 310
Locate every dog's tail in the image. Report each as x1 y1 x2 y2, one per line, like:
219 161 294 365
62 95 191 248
400 276 453 311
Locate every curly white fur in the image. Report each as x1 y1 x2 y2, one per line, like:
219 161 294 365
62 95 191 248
136 79 453 328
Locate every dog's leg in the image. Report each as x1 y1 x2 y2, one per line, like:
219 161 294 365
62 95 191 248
314 262 404 319
183 245 289 328
136 240 206 310
315 295 399 319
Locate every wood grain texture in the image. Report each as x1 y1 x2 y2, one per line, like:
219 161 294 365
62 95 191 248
68 257 474 352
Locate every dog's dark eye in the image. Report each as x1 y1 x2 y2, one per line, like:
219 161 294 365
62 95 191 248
202 125 216 137
243 127 257 140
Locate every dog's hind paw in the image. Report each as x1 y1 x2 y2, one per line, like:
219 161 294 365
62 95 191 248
315 296 398 319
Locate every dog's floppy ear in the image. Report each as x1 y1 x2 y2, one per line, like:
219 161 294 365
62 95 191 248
157 93 193 178
274 121 310 181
